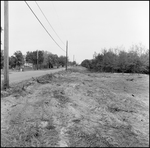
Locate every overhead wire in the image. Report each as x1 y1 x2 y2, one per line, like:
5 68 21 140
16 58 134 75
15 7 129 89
35 1 65 46
24 1 65 52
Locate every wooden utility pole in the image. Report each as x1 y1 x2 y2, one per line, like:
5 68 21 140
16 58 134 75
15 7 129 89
66 40 68 71
3 1 9 89
73 55 74 62
37 50 38 70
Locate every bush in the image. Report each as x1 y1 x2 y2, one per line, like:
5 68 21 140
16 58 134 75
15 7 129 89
81 45 149 74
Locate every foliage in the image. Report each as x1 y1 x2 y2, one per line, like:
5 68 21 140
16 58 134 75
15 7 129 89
9 56 17 68
42 51 59 68
1 50 4 69
8 51 24 69
102 49 117 72
58 56 67 67
14 51 25 68
26 50 44 69
81 59 91 69
48 53 59 67
25 50 68 69
81 44 149 74
72 61 77 66
26 51 33 64
36 50 44 65
118 50 128 73
42 51 51 68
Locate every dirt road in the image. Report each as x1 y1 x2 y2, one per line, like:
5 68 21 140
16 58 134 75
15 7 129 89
1 67 149 147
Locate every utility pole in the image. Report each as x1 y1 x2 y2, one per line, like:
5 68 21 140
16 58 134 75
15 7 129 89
66 40 68 71
3 1 9 89
73 55 74 62
37 50 38 70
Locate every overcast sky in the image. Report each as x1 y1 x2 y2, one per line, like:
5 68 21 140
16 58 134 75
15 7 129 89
1 1 149 64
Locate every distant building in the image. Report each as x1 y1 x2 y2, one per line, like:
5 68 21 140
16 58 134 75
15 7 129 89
24 62 33 67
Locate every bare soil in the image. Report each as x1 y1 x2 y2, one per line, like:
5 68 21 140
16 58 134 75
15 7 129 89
1 67 149 147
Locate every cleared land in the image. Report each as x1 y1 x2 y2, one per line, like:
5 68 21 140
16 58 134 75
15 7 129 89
1 67 149 147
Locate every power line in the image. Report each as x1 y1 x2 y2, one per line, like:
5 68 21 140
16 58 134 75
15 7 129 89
35 1 65 45
24 1 65 52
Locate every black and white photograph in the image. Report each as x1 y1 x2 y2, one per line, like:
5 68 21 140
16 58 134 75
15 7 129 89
1 1 149 147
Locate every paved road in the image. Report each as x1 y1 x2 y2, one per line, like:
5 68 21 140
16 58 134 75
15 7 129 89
1 68 65 85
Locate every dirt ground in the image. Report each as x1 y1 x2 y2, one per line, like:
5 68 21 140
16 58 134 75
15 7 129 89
1 67 149 147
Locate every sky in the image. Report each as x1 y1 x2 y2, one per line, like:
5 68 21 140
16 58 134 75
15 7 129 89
1 1 149 64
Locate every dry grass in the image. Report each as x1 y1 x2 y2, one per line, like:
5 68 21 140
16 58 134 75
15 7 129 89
1 67 149 147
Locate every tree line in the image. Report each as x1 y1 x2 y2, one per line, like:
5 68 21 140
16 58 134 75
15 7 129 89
25 50 68 69
81 44 149 74
1 26 75 70
0 49 72 70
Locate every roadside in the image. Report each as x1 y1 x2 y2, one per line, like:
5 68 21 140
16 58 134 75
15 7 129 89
1 67 65 87
1 67 149 147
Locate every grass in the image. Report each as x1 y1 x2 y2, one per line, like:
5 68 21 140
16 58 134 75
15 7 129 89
1 67 149 147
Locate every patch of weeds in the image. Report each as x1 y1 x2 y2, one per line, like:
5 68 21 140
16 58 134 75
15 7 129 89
106 95 147 114
67 68 83 73
87 90 94 97
40 87 52 97
111 124 141 147
107 106 122 113
32 73 56 84
107 105 135 114
40 73 56 81
96 122 141 147
46 125 56 130
1 90 10 98
53 90 70 104
123 97 148 112
11 87 27 98
84 79 93 82
1 121 41 147
2 119 60 147
40 126 59 147
126 78 134 81
72 119 81 123
66 125 114 147
1 81 33 98
9 113 24 125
